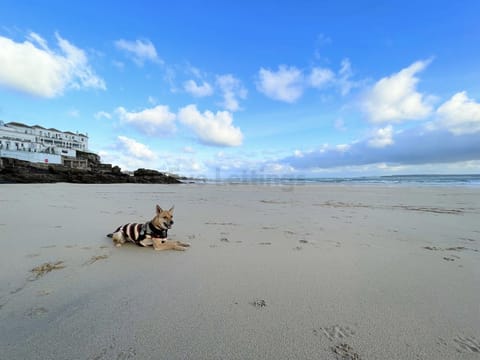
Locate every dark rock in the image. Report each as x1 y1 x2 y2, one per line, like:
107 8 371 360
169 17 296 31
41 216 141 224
0 157 182 184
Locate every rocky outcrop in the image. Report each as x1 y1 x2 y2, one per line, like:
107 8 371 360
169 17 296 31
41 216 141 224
0 157 182 184
133 168 182 184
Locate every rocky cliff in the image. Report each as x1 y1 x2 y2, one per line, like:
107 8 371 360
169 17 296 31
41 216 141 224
0 157 182 184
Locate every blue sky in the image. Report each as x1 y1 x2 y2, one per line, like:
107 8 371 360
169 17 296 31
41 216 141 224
1 0 479 178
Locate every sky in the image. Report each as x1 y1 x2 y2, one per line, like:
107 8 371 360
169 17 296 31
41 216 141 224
1 0 479 179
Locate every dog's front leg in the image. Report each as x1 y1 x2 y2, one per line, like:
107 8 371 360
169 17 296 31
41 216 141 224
140 236 153 247
153 238 190 251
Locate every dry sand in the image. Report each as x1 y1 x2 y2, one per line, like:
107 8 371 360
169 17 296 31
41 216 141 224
0 183 479 359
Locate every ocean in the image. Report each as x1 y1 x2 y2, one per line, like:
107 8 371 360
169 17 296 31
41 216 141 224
202 174 480 187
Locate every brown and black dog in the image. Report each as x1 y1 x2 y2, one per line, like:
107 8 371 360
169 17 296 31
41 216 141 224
107 205 190 251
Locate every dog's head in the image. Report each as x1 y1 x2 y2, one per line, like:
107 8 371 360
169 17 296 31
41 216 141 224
152 205 175 230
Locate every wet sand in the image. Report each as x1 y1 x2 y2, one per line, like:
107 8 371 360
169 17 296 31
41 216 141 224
0 183 479 359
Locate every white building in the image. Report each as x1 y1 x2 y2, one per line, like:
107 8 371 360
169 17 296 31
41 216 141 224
0 120 89 165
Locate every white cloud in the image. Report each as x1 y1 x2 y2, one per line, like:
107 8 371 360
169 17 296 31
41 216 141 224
256 65 304 103
178 104 243 147
216 74 247 111
183 79 213 97
185 63 204 79
0 32 106 98
98 149 153 172
116 105 176 135
362 59 433 123
114 38 161 66
99 147 206 174
368 125 394 148
309 67 335 89
294 150 304 158
336 144 351 152
257 60 356 102
116 136 156 160
26 32 49 50
158 154 207 175
337 58 356 96
94 111 112 120
436 91 480 135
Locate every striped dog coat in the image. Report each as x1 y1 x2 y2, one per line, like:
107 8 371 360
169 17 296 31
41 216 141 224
112 222 168 247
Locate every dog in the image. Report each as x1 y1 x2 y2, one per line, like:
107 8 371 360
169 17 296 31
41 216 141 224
107 205 190 251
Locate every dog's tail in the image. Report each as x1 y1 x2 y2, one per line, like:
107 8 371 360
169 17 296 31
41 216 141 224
106 233 113 238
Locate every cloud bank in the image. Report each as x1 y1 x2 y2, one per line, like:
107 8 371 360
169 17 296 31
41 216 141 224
280 126 480 170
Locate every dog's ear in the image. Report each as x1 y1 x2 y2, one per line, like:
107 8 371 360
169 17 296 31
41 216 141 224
168 205 175 213
156 205 163 214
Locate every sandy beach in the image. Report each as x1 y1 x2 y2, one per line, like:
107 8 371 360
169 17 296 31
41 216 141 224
0 183 479 359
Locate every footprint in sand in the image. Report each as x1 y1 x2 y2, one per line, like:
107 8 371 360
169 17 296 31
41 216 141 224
319 325 356 341
41 245 56 249
10 285 26 295
331 343 361 360
25 306 48 318
453 335 480 353
83 255 109 266
89 345 136 360
251 299 267 308
29 261 65 281
443 256 460 262
116 347 137 360
37 290 51 297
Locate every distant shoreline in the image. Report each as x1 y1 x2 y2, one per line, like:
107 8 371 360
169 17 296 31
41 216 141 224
194 174 480 187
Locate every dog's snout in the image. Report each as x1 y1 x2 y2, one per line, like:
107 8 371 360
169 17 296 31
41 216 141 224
170 220 174 225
